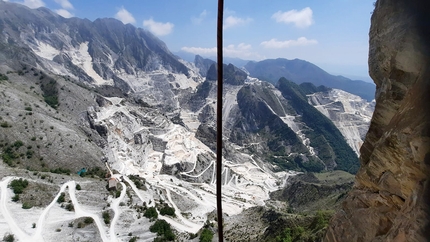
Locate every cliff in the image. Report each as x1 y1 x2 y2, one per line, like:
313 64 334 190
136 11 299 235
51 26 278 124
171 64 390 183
324 0 430 241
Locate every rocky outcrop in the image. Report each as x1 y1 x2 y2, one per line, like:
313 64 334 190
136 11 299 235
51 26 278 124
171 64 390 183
307 88 375 155
324 0 430 241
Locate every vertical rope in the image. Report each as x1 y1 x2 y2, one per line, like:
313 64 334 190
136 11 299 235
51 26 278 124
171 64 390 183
216 0 224 241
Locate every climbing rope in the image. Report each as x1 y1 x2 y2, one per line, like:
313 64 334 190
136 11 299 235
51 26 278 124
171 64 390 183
216 0 224 241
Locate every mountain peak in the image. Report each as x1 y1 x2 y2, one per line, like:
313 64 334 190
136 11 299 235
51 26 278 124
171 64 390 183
245 58 375 101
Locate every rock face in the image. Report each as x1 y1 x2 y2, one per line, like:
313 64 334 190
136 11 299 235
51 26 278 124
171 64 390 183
324 0 430 241
307 89 375 155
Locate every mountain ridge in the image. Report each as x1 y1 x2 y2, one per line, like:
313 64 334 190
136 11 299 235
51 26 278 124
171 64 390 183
245 58 376 101
0 2 375 241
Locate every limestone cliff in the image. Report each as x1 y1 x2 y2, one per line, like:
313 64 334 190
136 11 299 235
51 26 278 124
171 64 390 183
324 0 430 241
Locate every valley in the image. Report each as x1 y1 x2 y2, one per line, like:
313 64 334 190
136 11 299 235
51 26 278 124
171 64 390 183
0 2 376 241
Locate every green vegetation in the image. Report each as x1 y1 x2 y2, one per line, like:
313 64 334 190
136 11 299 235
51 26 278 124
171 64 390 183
274 210 332 242
79 166 106 178
150 219 175 241
128 175 146 190
199 228 214 242
9 178 29 194
50 167 71 175
234 84 309 171
2 233 14 242
12 194 19 202
115 190 121 198
76 184 81 190
102 211 111 224
84 217 94 224
65 203 74 211
159 204 176 217
39 75 59 109
22 202 32 209
1 141 28 167
0 121 11 128
0 73 8 81
57 192 65 203
129 237 138 242
299 82 331 95
144 207 158 220
277 78 359 173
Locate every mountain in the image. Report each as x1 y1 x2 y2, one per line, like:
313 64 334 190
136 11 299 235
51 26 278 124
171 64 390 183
0 2 373 241
0 1 193 96
174 51 251 68
194 55 215 77
245 58 376 101
305 84 375 155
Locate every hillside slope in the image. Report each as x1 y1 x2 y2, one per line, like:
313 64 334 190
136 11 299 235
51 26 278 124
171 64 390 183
245 58 376 101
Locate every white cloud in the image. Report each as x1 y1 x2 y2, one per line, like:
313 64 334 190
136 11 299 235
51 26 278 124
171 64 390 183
223 16 252 29
143 18 174 36
21 0 45 8
55 9 73 18
54 0 73 9
181 46 217 56
191 10 207 25
261 37 318 48
272 7 314 28
181 43 261 60
115 6 135 24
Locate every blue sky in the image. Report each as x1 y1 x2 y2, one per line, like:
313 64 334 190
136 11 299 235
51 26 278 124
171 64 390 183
6 0 375 80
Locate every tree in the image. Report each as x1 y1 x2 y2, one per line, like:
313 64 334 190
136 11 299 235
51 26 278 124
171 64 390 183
2 233 14 242
199 228 214 242
144 207 158 219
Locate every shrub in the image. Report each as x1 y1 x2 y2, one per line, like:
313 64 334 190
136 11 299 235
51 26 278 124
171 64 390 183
159 205 175 217
22 202 32 209
50 167 71 175
65 203 74 211
144 207 158 219
11 194 19 202
84 217 93 224
128 175 146 190
0 73 9 81
80 166 106 178
76 184 81 190
57 192 65 203
13 141 23 149
9 179 29 194
199 228 214 242
102 211 111 224
149 219 175 241
2 233 14 242
129 237 138 242
115 190 121 198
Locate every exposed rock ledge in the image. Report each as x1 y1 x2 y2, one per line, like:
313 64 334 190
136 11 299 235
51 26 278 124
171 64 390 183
324 0 430 241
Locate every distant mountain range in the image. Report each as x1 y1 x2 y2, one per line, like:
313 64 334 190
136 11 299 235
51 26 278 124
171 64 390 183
245 58 376 101
0 2 373 240
177 54 376 101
